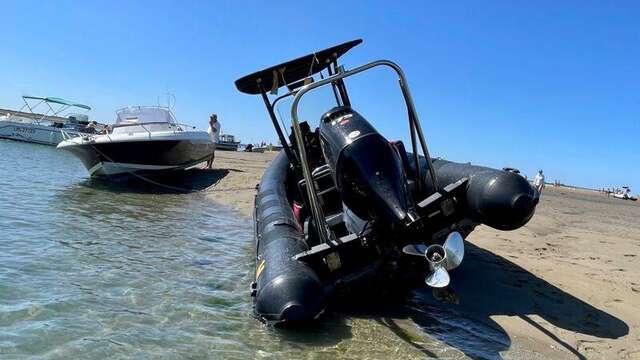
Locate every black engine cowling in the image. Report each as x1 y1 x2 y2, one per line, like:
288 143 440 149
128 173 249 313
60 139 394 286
319 106 411 224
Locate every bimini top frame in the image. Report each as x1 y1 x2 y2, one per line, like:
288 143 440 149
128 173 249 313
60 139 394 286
235 40 362 95
235 39 363 166
18 95 91 124
235 40 439 245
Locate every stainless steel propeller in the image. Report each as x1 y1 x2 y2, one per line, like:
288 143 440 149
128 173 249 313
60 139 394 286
402 231 465 288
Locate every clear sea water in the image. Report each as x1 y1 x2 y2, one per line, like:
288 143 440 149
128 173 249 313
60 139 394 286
0 139 538 360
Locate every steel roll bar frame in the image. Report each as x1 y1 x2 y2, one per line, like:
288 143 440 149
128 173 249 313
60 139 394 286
290 59 440 245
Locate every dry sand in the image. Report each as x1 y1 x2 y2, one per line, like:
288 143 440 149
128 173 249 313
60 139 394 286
202 151 277 216
203 151 639 359
462 186 639 359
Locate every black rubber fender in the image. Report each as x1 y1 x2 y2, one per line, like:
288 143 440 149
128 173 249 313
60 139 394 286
409 155 538 230
253 151 326 324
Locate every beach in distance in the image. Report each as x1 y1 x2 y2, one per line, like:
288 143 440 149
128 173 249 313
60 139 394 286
204 150 639 359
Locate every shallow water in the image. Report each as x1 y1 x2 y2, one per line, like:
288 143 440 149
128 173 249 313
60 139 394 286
0 139 532 359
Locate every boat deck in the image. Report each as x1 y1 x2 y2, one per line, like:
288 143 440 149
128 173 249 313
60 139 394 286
0 108 69 123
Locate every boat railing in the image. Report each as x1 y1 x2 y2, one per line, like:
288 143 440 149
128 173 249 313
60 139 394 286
139 123 154 138
174 123 197 132
61 129 71 140
112 121 198 137
60 128 96 141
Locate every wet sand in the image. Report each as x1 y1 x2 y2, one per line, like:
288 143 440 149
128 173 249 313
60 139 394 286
203 151 639 359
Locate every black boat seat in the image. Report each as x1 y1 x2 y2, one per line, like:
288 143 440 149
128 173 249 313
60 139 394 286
298 164 342 215
390 140 415 178
390 140 419 195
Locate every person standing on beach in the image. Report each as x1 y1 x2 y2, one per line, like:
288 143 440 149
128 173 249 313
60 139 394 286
206 114 220 169
533 170 545 193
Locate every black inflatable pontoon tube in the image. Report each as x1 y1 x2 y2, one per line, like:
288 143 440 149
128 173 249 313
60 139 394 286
411 155 539 230
253 151 326 324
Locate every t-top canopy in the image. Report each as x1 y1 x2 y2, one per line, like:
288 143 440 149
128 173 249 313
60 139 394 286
235 39 363 95
115 106 175 125
23 95 91 110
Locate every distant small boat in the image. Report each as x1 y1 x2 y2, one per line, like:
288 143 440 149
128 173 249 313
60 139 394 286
58 106 214 177
612 187 637 201
249 144 282 153
0 95 100 146
217 133 240 151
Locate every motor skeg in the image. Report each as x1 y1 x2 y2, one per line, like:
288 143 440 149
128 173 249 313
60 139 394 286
319 106 411 224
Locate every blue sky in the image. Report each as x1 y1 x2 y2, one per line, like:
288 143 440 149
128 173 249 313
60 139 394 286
1 1 638 191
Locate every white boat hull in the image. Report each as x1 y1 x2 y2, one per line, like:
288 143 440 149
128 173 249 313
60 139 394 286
216 141 240 151
0 120 82 146
613 193 637 201
58 130 214 177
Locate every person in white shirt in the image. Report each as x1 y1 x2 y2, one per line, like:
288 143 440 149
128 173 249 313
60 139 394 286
206 114 220 169
533 170 545 193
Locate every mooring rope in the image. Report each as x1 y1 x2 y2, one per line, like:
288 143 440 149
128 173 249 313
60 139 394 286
207 187 255 192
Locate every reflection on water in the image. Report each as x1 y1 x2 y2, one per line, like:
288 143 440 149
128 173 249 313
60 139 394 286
1 140 625 359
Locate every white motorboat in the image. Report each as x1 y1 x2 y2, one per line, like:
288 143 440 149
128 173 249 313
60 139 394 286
217 133 240 151
0 96 99 146
57 106 214 177
612 187 637 201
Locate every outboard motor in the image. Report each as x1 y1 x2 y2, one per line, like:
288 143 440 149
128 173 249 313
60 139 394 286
319 106 411 225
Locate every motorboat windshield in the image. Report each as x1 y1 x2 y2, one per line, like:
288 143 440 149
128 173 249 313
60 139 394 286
115 106 176 125
107 105 199 137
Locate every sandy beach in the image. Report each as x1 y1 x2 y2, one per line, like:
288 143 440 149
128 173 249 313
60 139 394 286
460 186 639 359
204 151 639 359
202 151 277 216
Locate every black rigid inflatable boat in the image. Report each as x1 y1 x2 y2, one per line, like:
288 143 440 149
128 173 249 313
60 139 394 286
236 39 539 325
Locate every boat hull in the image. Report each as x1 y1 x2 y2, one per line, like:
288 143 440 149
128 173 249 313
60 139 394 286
59 138 214 176
216 141 239 151
0 120 82 146
253 152 326 324
613 193 637 201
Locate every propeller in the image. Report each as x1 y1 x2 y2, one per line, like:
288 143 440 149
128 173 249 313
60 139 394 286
426 266 450 288
402 244 427 256
402 231 465 288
